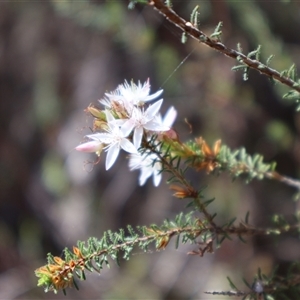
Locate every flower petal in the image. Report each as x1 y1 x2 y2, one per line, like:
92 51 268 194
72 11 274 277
145 99 163 120
105 110 121 130
105 110 115 124
144 90 163 102
75 141 103 153
120 138 137 154
133 127 144 149
139 168 153 186
105 143 120 170
87 133 113 144
114 119 127 127
153 172 162 187
121 120 135 137
128 153 142 170
144 120 169 132
163 106 177 127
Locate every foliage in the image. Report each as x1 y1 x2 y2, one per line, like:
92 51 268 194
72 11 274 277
35 0 300 299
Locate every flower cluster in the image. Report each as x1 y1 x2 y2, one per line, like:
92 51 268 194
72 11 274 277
76 79 177 186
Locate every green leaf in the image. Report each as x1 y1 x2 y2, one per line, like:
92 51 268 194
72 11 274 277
232 65 247 71
227 276 238 290
203 198 215 207
266 54 275 66
165 0 172 7
190 5 199 27
227 217 236 227
245 211 250 224
210 21 223 40
73 280 79 291
242 277 252 289
247 45 261 60
238 234 247 244
84 260 94 273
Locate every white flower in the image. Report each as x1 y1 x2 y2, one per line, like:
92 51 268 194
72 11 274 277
100 90 127 112
121 99 170 149
101 79 163 114
87 111 137 170
129 152 162 187
128 106 177 187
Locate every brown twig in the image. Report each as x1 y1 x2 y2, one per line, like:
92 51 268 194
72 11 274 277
266 171 300 191
146 140 218 228
149 0 300 93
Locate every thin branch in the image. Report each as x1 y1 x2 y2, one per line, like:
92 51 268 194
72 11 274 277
146 140 218 228
149 0 300 93
35 212 300 294
266 171 300 191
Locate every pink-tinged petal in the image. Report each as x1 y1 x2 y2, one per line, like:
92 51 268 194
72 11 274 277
141 78 150 92
163 128 179 140
163 106 177 127
133 127 143 149
121 120 135 137
120 138 137 154
75 141 103 153
105 143 120 170
153 172 162 187
145 99 163 120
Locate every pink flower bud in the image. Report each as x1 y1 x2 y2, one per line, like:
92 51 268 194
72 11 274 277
75 141 103 154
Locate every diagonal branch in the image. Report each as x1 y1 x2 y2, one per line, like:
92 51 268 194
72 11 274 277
266 172 300 191
149 0 300 93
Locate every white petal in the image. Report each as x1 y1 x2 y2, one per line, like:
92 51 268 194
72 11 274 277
139 168 152 186
156 113 163 125
145 99 163 120
153 172 162 187
87 133 113 144
99 98 111 107
163 106 177 127
105 110 115 124
124 101 134 115
120 138 137 154
144 89 163 102
144 120 169 132
141 79 150 92
121 120 135 137
128 153 143 170
105 111 122 131
133 127 144 149
137 82 150 100
114 119 127 126
86 133 103 140
105 143 120 170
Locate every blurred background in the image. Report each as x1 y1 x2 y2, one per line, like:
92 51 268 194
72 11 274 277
0 1 300 299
